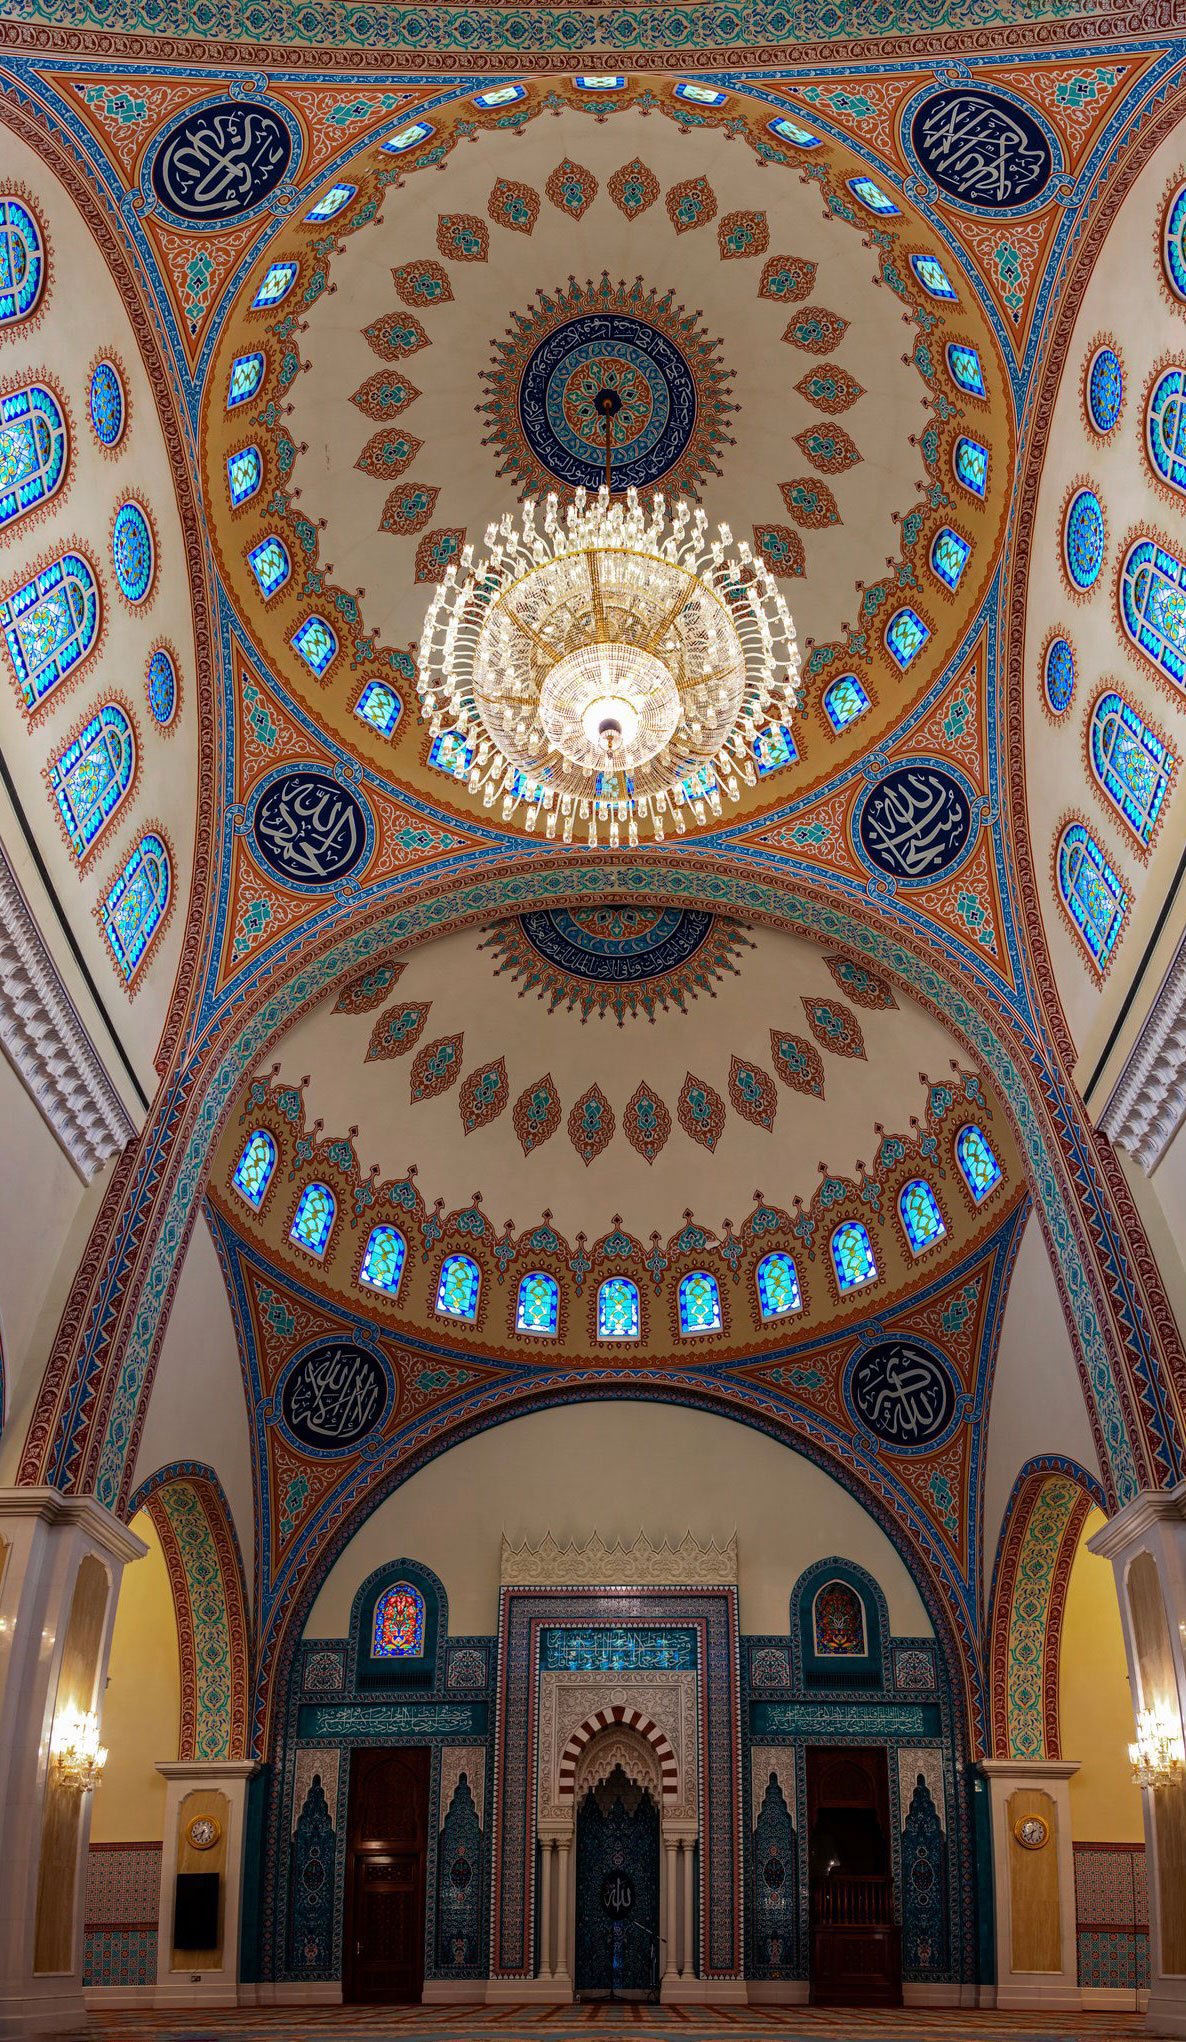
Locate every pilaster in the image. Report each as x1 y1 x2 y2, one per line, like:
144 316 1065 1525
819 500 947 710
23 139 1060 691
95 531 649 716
152 1760 260 2009
980 1759 1080 2011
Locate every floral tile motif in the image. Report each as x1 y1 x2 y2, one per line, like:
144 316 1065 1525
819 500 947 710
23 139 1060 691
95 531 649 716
351 368 421 419
414 528 466 582
728 1054 778 1130
607 158 659 218
780 477 841 527
666 174 717 233
356 429 424 481
678 1071 726 1151
795 364 865 413
514 1072 562 1155
568 1083 614 1164
363 311 431 360
824 953 898 1009
769 1027 826 1098
334 960 404 1013
718 208 768 259
409 1031 464 1101
545 159 598 219
459 1055 509 1134
782 306 850 354
379 483 440 535
803 996 867 1059
795 422 862 474
488 177 539 233
758 253 817 303
436 213 489 262
392 259 454 307
753 523 805 578
365 998 432 1061
623 1081 672 1164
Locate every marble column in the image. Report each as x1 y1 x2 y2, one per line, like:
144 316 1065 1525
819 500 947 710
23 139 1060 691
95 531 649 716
662 1836 679 1984
980 1760 1080 2010
680 1837 695 1979
153 1761 259 2008
537 1835 553 1980
553 1839 572 1994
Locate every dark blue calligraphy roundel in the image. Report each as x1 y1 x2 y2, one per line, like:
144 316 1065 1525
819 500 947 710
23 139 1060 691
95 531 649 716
844 1336 960 1453
147 100 296 227
519 314 698 492
518 905 713 983
853 759 980 888
909 87 1056 214
278 1338 392 1456
245 766 374 892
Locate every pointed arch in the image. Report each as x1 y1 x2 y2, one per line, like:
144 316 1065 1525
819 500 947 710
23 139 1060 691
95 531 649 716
131 1464 251 1762
987 1459 1102 1760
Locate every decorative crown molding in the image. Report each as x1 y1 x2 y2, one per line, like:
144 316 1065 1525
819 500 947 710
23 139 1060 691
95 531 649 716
1097 923 1186 1172
500 1530 738 1586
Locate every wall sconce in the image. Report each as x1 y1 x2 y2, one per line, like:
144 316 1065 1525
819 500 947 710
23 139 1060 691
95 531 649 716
1128 1704 1186 1791
52 1703 108 1793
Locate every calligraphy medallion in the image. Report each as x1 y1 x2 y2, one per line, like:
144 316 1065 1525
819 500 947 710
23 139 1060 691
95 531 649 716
852 760 980 888
907 86 1056 215
844 1335 960 1451
245 766 374 891
481 907 752 1023
146 99 296 227
277 1338 392 1454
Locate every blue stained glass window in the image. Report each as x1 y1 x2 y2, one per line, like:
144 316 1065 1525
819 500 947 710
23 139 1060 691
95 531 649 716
88 360 125 449
0 197 44 325
823 674 870 732
228 353 264 407
293 616 337 675
899 1178 946 1254
1120 539 1186 688
147 647 178 727
1064 488 1105 591
597 1276 640 1341
956 1124 1001 1201
252 261 297 309
112 501 154 605
0 383 67 530
576 74 624 89
291 1182 335 1256
372 1583 425 1656
1044 636 1075 715
472 84 526 108
101 831 170 982
1090 691 1174 846
1146 368 1186 496
911 254 957 301
757 1250 802 1320
885 607 930 669
381 122 434 153
768 116 820 147
831 1220 877 1293
49 703 134 858
675 81 728 105
1087 347 1123 433
1058 821 1128 967
227 446 263 508
754 722 797 774
679 1271 722 1335
361 1224 407 1297
437 1253 480 1321
953 436 988 499
849 176 899 214
305 183 355 222
516 1270 560 1335
233 1129 276 1207
946 342 985 398
429 729 474 778
931 527 971 590
355 680 402 737
248 535 291 599
1163 185 1186 302
2 552 100 709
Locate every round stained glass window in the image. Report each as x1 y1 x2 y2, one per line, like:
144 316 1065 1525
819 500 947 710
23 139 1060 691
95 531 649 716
1064 488 1105 593
146 647 178 727
112 500 154 604
1086 347 1123 434
1044 636 1075 715
88 359 126 449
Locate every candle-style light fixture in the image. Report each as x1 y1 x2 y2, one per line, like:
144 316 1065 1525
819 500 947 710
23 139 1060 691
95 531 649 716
51 1702 108 1793
1128 1701 1185 1791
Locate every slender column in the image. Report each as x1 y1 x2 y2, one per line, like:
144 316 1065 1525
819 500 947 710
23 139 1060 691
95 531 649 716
538 1836 553 1979
663 1837 679 1981
153 1762 260 2008
979 1759 1080 2010
553 1840 571 1989
680 1839 695 1979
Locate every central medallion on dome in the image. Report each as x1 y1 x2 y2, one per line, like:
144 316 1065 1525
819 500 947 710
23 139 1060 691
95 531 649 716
481 907 753 1024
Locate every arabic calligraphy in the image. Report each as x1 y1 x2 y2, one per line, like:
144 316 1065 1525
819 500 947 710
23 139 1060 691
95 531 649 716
150 103 292 223
519 313 697 491
280 1340 389 1452
601 1871 635 1919
855 764 975 885
911 88 1052 210
249 769 372 889
847 1339 957 1448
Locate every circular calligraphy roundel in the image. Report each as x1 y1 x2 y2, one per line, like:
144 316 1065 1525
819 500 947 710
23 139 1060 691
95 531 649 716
908 87 1056 214
277 1338 392 1455
852 760 980 889
519 313 698 492
147 99 296 227
245 766 374 892
844 1336 960 1453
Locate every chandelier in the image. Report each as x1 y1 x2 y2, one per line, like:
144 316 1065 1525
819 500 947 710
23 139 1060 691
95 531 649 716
1129 1702 1186 1790
417 436 801 846
51 1703 108 1793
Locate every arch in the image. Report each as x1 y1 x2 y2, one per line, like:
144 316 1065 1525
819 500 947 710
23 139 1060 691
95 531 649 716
558 1706 679 1802
349 1554 445 1689
1088 690 1173 847
2 549 100 709
130 1464 251 1762
573 1722 664 1802
821 673 869 731
899 1179 946 1255
0 196 45 325
48 701 135 859
955 1123 1001 1202
371 1580 426 1657
812 1577 867 1656
0 381 67 530
792 1555 889 1688
756 1250 801 1320
436 1252 479 1321
830 1219 877 1292
360 1222 406 1297
987 1459 1100 1760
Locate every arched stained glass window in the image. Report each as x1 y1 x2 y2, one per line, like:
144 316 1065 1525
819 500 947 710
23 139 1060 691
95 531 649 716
754 722 796 775
516 1270 559 1335
0 197 44 325
822 674 869 732
955 1124 1001 1202
293 615 337 675
49 703 135 859
436 1254 480 1321
953 436 988 499
371 1582 425 1658
227 446 262 509
1146 368 1186 497
233 1129 276 1208
360 1224 406 1297
0 383 67 531
946 342 985 399
756 1251 801 1320
813 1579 866 1656
930 527 971 590
429 729 474 778
305 183 356 223
597 1276 640 1342
1120 539 1186 688
290 1182 335 1257
355 680 402 737
101 831 170 983
910 254 957 302
679 1271 722 1335
3 551 100 710
228 352 264 408
1089 692 1174 846
831 1220 877 1293
1057 822 1128 968
247 534 290 599
1163 183 1186 302
885 607 930 669
899 1179 946 1255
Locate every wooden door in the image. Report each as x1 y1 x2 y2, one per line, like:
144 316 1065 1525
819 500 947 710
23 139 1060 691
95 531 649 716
344 1747 429 2004
806 1746 901 2006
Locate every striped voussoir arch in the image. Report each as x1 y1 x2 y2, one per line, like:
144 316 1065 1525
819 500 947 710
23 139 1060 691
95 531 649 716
557 1707 679 1800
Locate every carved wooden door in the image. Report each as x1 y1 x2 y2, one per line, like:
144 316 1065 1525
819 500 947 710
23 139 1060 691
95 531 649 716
806 1745 901 2006
344 1746 429 2003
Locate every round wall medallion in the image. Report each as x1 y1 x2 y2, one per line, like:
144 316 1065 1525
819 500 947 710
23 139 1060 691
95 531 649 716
519 311 696 492
146 647 178 728
245 767 374 891
484 906 752 1023
187 1815 222 1851
852 760 980 887
908 87 1054 211
843 1336 960 1451
1086 347 1123 435
277 1338 392 1454
1064 488 1105 593
1013 1814 1050 1851
88 360 126 450
111 500 155 605
148 101 294 225
1043 636 1075 716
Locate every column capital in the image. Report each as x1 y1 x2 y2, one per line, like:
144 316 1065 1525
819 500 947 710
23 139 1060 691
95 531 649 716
1088 1480 1186 1558
980 1759 1080 1780
155 1761 259 1783
0 1486 146 1566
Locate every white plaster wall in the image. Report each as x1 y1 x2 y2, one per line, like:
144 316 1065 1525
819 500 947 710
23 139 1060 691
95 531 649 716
304 1400 933 1640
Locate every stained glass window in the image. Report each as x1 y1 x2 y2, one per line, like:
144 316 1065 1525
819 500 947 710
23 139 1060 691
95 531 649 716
252 261 298 309
291 1182 335 1256
49 703 135 858
516 1270 559 1335
1089 692 1173 846
111 500 155 605
305 183 356 222
293 616 337 675
849 176 900 215
381 122 434 154
360 1223 407 1297
1057 822 1128 967
885 607 930 669
473 85 526 109
1086 347 1123 434
955 1124 1001 1202
355 680 402 737
0 383 67 531
813 1580 866 1656
756 1251 802 1320
437 1254 480 1321
248 535 291 599
371 1583 425 1658
147 647 178 727
429 729 474 778
899 1179 946 1255
101 831 170 983
233 1129 276 1207
946 342 985 399
88 360 125 449
910 254 957 301
1064 488 1105 592
1146 368 1186 496
676 81 728 105
227 446 263 508
228 352 264 408
754 723 797 774
1120 539 1186 688
3 551 100 709
953 436 988 499
831 1220 877 1293
1163 184 1186 302
597 1276 640 1341
768 116 820 148
679 1271 722 1335
931 527 971 590
1044 636 1075 715
823 674 870 732
0 197 44 325
576 74 625 89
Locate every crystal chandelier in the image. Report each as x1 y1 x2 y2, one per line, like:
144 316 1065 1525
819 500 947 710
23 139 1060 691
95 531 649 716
51 1702 108 1793
417 471 801 847
1128 1702 1186 1790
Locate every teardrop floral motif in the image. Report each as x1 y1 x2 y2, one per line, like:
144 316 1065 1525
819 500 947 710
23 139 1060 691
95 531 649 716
458 1056 509 1134
409 1032 464 1102
513 1073 562 1156
678 1072 727 1152
769 1030 826 1099
568 1084 615 1165
728 1056 778 1130
365 1000 431 1061
623 1082 672 1164
802 998 867 1060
